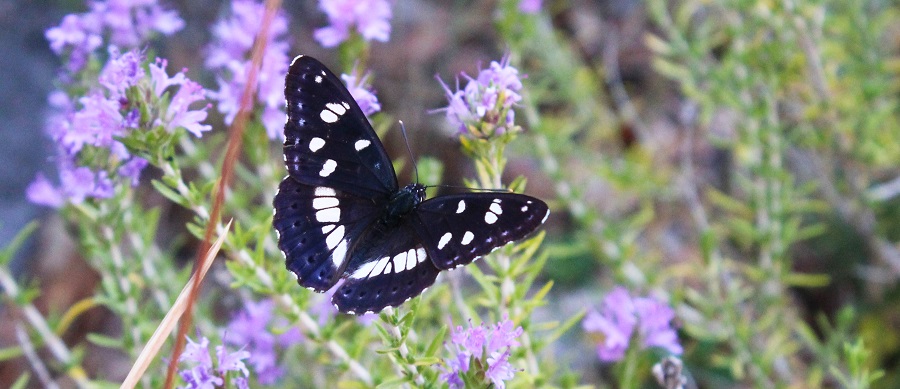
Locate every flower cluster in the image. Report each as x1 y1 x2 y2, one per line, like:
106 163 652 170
341 68 382 117
438 57 524 138
178 335 251 389
45 0 183 72
518 0 542 14
582 287 682 362
225 299 303 385
27 48 211 207
441 317 523 389
205 0 291 139
314 0 394 48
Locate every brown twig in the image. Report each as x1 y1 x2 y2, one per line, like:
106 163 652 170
162 0 283 386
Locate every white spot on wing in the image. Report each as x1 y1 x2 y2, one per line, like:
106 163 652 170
405 249 417 271
392 251 408 272
321 225 335 234
485 212 498 224
541 209 550 223
313 197 339 210
438 232 452 250
354 139 371 151
521 205 529 212
456 200 466 214
489 202 503 215
332 240 348 268
314 75 322 83
461 231 474 245
315 187 336 197
319 159 337 177
326 103 347 115
326 226 344 250
415 247 427 263
316 208 340 223
342 102 350 109
350 260 378 279
309 137 325 152
371 256 390 276
320 109 338 123
493 199 502 204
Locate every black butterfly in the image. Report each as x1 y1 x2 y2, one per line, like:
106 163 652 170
273 55 549 314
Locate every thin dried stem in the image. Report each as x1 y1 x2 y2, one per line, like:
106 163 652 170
121 219 232 389
163 0 283 386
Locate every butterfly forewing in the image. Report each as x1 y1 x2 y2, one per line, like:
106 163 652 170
273 177 381 292
413 193 549 270
283 55 398 198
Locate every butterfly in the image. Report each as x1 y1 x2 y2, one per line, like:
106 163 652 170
273 55 549 314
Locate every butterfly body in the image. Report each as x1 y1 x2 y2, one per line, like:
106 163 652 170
274 55 549 314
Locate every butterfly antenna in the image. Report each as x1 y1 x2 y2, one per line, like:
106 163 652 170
399 120 420 183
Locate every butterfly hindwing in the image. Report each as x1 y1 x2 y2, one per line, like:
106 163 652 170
412 193 549 270
273 176 381 292
283 55 398 198
332 219 441 314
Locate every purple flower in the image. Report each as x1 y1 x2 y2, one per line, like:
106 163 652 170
99 47 146 98
582 287 682 362
518 0 542 14
342 69 381 116
89 0 184 48
437 57 524 137
178 335 250 389
205 0 290 140
25 174 64 208
62 93 124 154
149 58 212 137
45 1 183 73
119 157 148 187
313 0 393 48
28 50 210 208
45 14 103 71
485 349 516 389
441 317 523 389
27 165 117 208
225 299 302 385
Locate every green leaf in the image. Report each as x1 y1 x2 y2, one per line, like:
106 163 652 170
0 346 23 361
9 374 30 389
425 326 448 358
0 221 38 266
150 179 186 206
375 376 408 389
86 333 123 349
783 272 830 288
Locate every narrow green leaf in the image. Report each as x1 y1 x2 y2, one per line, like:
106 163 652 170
9 374 30 389
0 221 38 266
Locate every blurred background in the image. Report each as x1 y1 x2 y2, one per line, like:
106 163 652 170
2 0 900 387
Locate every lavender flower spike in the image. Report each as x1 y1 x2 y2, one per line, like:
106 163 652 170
582 287 682 362
437 57 524 138
441 316 523 388
342 68 382 116
314 0 394 48
178 335 251 389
